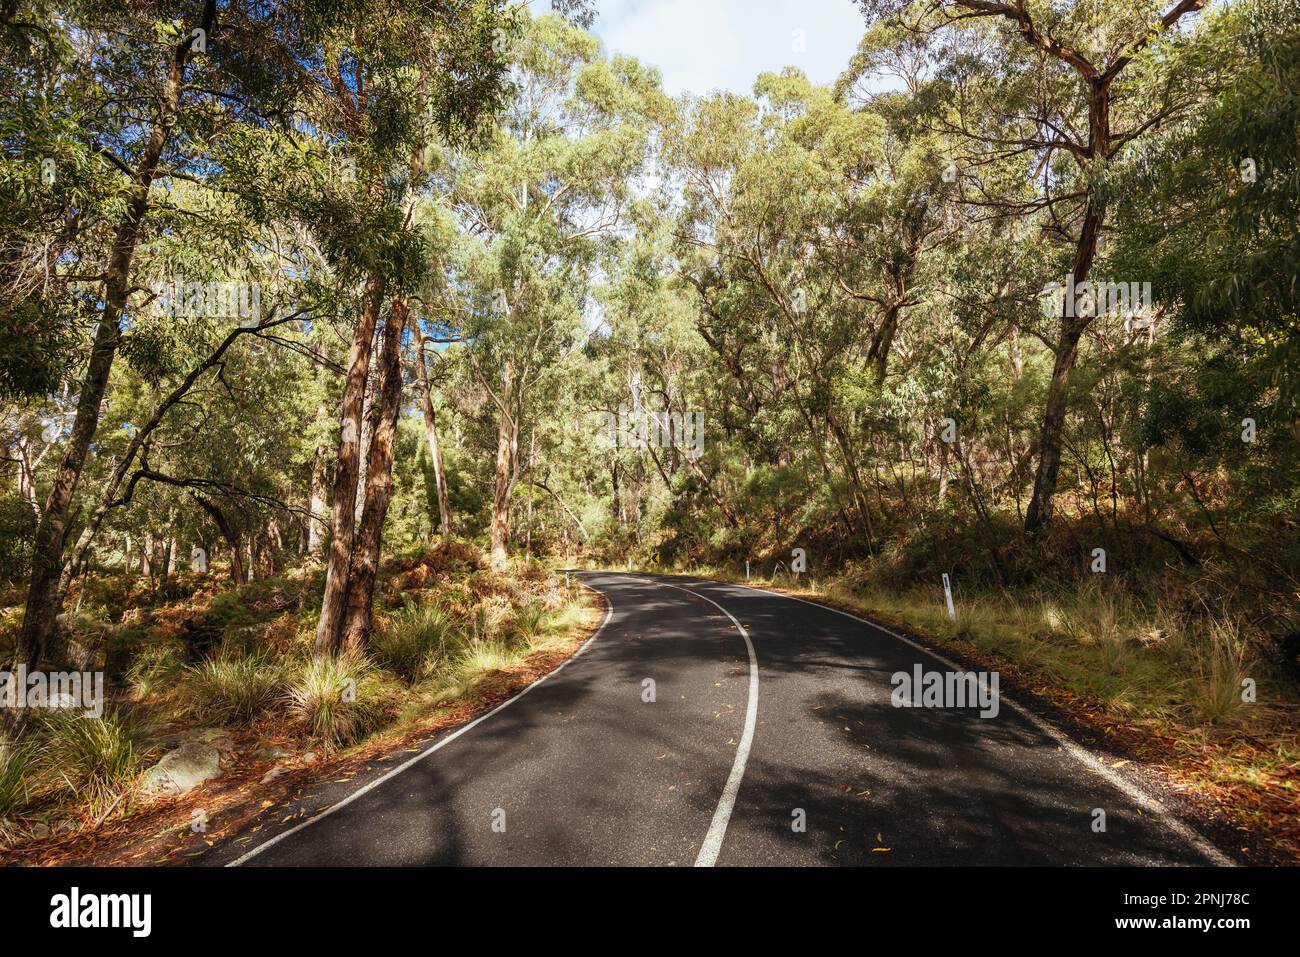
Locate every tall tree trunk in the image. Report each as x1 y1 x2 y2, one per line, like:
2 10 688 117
611 456 622 524
868 302 901 384
18 314 121 670
13 0 216 671
340 299 408 651
15 434 41 516
523 430 536 557
354 357 377 525
307 400 331 558
826 406 875 548
1025 81 1111 532
267 517 283 571
489 362 516 568
412 329 452 537
316 275 386 656
1024 317 1086 532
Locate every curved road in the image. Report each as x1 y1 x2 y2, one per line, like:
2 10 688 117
221 572 1229 867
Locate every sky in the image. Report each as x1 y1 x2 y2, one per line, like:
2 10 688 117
530 0 868 97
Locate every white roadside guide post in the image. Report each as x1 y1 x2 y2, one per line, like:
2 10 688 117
745 560 750 580
942 573 956 621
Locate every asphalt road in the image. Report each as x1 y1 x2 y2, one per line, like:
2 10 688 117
224 572 1229 867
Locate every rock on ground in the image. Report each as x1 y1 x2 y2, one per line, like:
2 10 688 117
140 741 223 796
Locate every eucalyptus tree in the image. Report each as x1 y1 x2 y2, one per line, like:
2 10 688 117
670 69 962 548
223 0 520 654
589 205 712 547
1107 0 1300 554
91 315 321 584
0 0 309 670
448 11 667 566
850 0 1215 532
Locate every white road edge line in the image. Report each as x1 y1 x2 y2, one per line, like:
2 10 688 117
226 587 615 867
696 576 1234 867
654 580 760 868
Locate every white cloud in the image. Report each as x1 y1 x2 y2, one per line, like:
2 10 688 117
532 0 867 97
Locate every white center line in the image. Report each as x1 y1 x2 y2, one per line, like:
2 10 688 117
655 580 759 868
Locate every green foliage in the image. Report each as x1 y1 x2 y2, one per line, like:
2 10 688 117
1 0 1297 852
0 494 36 586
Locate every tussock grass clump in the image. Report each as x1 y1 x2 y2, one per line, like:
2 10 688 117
802 565 1278 730
543 597 589 637
0 737 34 820
38 709 147 818
408 595 593 709
1190 618 1254 724
183 654 282 723
126 641 187 701
464 596 513 644
372 603 460 681
458 640 517 677
513 602 546 642
287 654 386 752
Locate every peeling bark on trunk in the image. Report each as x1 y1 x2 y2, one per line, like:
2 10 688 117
354 353 378 526
523 430 536 558
16 434 40 516
316 274 386 656
340 298 408 651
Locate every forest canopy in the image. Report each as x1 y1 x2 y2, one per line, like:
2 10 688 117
1 0 1296 665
